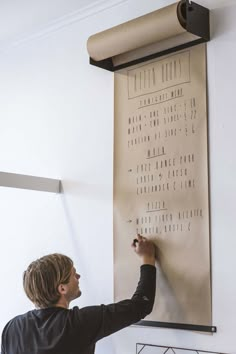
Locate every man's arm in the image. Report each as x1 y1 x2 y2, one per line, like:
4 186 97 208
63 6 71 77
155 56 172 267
130 234 156 314
74 235 157 343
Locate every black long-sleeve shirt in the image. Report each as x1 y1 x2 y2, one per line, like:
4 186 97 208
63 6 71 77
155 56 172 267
1 264 156 354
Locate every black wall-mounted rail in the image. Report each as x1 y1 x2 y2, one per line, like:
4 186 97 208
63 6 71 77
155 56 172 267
135 320 216 333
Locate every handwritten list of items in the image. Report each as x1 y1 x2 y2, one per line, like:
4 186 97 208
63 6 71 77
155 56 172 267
114 44 211 325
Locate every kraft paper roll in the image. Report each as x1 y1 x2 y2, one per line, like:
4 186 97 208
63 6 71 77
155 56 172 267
87 1 187 62
113 43 212 326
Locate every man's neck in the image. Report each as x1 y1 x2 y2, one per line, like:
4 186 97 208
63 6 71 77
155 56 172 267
54 297 69 309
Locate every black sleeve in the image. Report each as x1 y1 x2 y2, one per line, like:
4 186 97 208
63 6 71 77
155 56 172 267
74 264 156 344
1 322 8 354
1 342 5 354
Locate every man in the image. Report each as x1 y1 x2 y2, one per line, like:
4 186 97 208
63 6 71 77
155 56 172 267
1 234 156 354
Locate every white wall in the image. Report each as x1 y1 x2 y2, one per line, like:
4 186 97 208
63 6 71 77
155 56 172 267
0 0 236 353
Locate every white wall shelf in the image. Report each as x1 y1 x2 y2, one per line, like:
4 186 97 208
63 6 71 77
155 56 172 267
0 172 61 193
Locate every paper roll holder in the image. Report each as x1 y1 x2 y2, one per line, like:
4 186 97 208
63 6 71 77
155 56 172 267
89 0 210 71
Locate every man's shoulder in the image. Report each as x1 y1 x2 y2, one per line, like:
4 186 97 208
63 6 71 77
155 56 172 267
2 310 33 336
6 309 34 321
2 307 82 335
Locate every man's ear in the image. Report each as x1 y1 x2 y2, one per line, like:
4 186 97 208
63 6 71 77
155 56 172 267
58 283 67 295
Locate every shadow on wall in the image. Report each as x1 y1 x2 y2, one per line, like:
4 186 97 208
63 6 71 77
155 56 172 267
59 181 112 303
60 179 111 201
59 183 91 294
210 2 236 39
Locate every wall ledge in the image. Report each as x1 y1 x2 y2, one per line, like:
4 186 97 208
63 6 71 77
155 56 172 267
0 172 61 193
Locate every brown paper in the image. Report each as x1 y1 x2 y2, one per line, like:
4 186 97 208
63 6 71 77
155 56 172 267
114 44 211 325
87 2 187 62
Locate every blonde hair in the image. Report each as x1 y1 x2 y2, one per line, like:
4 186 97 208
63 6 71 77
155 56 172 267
23 253 73 308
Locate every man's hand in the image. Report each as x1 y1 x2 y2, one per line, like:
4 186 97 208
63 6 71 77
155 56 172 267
132 234 156 266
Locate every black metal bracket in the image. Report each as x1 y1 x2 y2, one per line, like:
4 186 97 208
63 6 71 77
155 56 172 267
89 0 210 72
186 0 210 41
135 320 217 333
91 38 205 72
90 57 114 71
